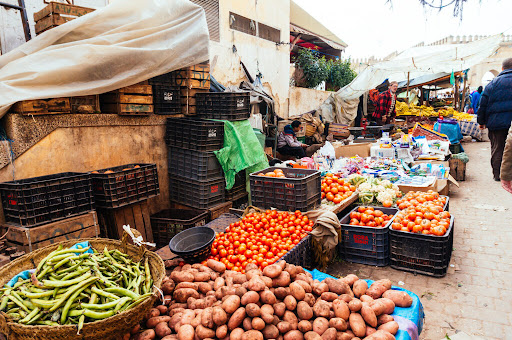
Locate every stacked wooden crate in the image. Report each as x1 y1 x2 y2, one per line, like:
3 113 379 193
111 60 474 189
176 63 211 115
34 2 95 35
99 83 153 115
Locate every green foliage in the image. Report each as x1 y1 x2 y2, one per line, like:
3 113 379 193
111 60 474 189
326 58 357 91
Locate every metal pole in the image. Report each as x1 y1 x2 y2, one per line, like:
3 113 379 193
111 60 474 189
18 0 31 41
406 72 410 104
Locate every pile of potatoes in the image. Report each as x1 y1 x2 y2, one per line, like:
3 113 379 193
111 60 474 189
128 259 413 340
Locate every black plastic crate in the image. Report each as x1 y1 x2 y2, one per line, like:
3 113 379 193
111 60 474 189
168 147 223 181
166 118 224 151
204 213 241 233
153 84 180 115
148 72 177 86
279 235 312 269
389 217 454 277
196 92 250 121
338 206 398 267
249 167 321 212
169 175 225 209
90 164 159 209
151 208 209 248
225 170 247 201
0 172 94 227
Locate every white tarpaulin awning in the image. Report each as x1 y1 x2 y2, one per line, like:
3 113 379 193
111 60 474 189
0 0 210 117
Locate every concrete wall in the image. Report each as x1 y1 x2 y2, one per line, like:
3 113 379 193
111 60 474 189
0 124 169 215
468 42 512 88
288 86 332 118
210 0 290 118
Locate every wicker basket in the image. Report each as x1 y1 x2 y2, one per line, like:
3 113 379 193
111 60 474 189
0 233 165 340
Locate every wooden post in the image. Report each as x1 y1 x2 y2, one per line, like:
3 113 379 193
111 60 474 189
454 76 459 110
290 34 302 52
419 87 424 106
461 74 467 112
406 72 410 104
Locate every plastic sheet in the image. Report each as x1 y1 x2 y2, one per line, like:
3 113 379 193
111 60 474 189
0 0 209 117
305 269 424 340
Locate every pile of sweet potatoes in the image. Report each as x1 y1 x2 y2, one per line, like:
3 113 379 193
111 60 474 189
127 259 413 340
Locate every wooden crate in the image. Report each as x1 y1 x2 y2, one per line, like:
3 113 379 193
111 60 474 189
0 211 98 253
174 63 210 90
180 87 208 115
208 201 232 221
70 95 100 113
100 84 153 116
34 2 95 35
449 158 466 181
11 98 71 115
96 200 153 243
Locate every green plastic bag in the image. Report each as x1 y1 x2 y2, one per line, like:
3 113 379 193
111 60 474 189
214 120 269 190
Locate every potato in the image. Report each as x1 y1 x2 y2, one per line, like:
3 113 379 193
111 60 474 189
216 325 228 338
304 293 316 307
341 274 359 287
214 277 225 290
169 313 183 330
260 290 277 305
161 336 178 340
364 330 396 340
377 314 394 326
382 290 412 308
246 303 261 317
313 300 330 318
248 276 267 292
321 328 337 340
335 332 352 340
246 263 259 271
288 282 306 301
228 307 247 330
243 317 253 331
180 310 196 326
361 304 378 328
360 295 374 303
171 271 195 283
374 298 395 315
222 295 241 314
190 314 201 328
296 301 313 320
366 280 392 299
261 304 274 315
274 287 289 300
196 325 216 339
174 288 200 303
201 307 214 328
234 274 248 284
262 324 280 339
147 308 160 319
304 331 322 340
283 311 298 329
243 330 264 340
231 328 245 340
298 320 313 333
277 321 292 334
293 280 311 294
284 330 304 340
155 322 172 338
263 264 283 278
147 316 171 328
177 324 194 340
324 278 351 296
332 300 349 321
156 305 168 315
252 317 266 331
348 313 366 338
284 295 297 311
133 329 156 340
198 282 213 294
273 302 286 317
352 280 368 298
366 326 377 337
194 272 211 282
207 259 226 273
378 321 399 335
348 299 362 312
328 318 347 331
272 271 291 287
320 292 338 302
240 291 260 305
312 282 329 296
236 287 248 298
312 317 329 335
162 280 175 295
338 294 352 303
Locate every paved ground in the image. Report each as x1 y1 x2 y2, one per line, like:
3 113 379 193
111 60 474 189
327 141 512 340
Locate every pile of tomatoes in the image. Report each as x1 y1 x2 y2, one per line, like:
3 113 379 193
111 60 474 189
257 168 286 178
321 173 357 205
347 206 393 228
392 190 451 236
207 210 313 273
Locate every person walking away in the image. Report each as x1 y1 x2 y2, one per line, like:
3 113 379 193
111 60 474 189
501 125 512 193
372 81 398 125
277 120 307 158
471 86 483 113
477 58 512 181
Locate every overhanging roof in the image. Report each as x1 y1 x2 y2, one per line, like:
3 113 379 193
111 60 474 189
290 1 347 50
397 71 464 90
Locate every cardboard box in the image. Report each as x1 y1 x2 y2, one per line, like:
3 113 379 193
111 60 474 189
334 143 372 158
399 175 458 195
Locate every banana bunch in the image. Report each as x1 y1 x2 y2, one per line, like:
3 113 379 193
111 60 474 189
396 102 437 117
452 110 475 121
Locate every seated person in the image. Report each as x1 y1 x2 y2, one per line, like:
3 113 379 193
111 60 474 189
277 120 307 158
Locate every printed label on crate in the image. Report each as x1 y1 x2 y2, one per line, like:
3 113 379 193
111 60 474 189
211 185 219 193
163 92 173 101
353 234 369 245
208 129 217 138
236 99 245 108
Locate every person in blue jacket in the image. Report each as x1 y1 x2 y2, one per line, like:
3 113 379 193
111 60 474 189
477 58 512 181
470 86 483 112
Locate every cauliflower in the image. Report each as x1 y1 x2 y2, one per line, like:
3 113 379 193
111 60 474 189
373 185 386 193
381 179 392 188
377 191 393 203
358 182 372 192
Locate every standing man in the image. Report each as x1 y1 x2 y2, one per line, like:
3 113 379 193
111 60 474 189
501 125 512 193
277 120 307 159
477 58 512 181
470 86 483 113
372 81 398 125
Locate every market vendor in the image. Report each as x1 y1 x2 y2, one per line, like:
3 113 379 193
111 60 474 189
372 81 398 125
277 120 307 158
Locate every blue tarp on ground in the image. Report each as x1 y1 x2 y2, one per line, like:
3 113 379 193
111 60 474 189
305 269 424 340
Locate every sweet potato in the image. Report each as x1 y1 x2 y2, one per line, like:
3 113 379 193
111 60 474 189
207 259 226 273
324 278 351 295
320 292 338 302
243 330 264 340
272 271 291 287
365 280 392 299
196 325 215 339
297 301 313 320
321 328 337 340
133 329 156 340
174 288 200 303
263 264 283 278
361 304 378 328
231 328 245 340
304 331 322 340
177 324 194 340
171 271 195 283
147 316 171 329
328 318 347 331
273 302 286 317
348 299 362 312
332 299 350 321
352 280 368 298
260 290 277 305
298 320 313 333
284 295 297 311
216 325 228 338
382 290 412 308
377 314 394 326
155 322 172 338
364 329 396 340
289 282 306 301
349 313 366 337
284 330 304 340
252 317 266 331
222 295 241 314
366 326 377 337
312 317 329 335
312 282 329 296
378 321 399 335
228 307 247 330
313 299 331 318
304 293 316 307
262 324 280 339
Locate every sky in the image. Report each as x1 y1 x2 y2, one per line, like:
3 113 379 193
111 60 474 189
293 0 512 59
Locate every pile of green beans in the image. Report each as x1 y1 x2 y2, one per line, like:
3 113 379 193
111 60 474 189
0 245 153 334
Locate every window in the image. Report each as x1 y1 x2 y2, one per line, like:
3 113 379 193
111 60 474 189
258 22 280 43
229 12 256 36
190 0 220 42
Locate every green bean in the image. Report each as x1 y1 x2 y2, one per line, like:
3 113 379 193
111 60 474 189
26 311 43 325
9 292 29 312
0 289 11 311
77 315 85 335
35 320 59 326
36 266 53 280
19 307 39 324
47 253 79 265
83 309 115 320
51 256 73 270
30 299 56 309
114 296 131 312
36 248 61 273
144 257 151 293
7 313 21 320
61 267 90 282
112 262 135 276
121 272 128 287
55 261 80 274
42 272 91 288
80 298 122 310
49 277 97 312
121 293 152 312
19 290 54 299
90 286 120 300
60 278 97 324
13 279 29 289
104 287 139 300
68 309 84 317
